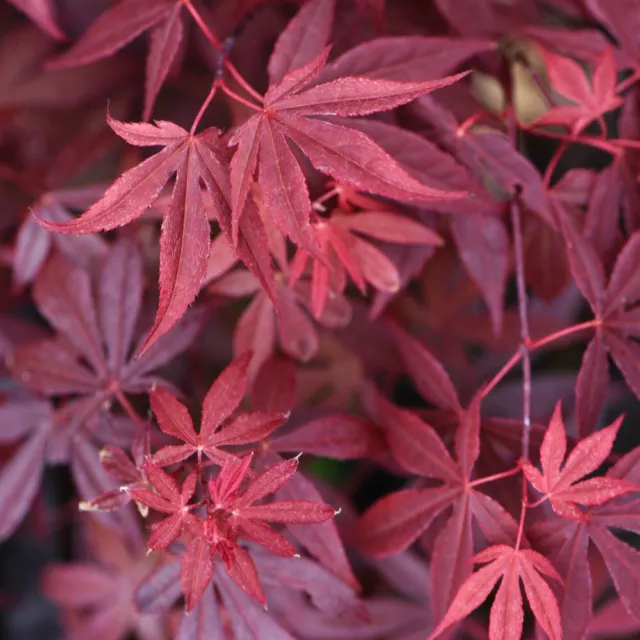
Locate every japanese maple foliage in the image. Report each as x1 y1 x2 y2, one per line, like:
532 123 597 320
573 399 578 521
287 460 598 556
5 1 640 639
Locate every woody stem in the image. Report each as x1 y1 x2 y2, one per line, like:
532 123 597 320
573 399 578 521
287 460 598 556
511 194 532 464
510 188 533 550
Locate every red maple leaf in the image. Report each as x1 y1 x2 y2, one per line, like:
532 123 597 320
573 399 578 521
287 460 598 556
533 47 622 134
34 113 271 352
164 453 335 611
289 206 443 318
134 545 362 637
42 520 168 640
561 218 640 428
7 239 201 419
128 463 199 551
149 352 287 467
46 0 187 119
521 402 636 519
428 544 563 640
209 454 336 558
529 443 640 635
352 380 521 623
228 47 468 252
79 441 149 515
0 391 140 542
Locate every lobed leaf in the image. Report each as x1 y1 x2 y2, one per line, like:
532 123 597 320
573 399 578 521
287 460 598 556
268 0 335 86
354 487 457 557
47 0 175 68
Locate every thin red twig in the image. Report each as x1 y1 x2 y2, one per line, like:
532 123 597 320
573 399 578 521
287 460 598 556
191 80 220 135
183 0 221 49
480 320 599 399
222 83 263 112
115 388 148 431
470 466 521 488
224 61 265 104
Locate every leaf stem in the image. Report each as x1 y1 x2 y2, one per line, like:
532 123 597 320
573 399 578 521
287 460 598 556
523 126 621 156
543 138 569 187
183 0 264 105
470 465 521 488
224 61 265 104
183 0 221 49
532 319 598 349
514 497 527 551
114 388 148 431
190 80 220 135
455 110 488 137
480 319 598 399
616 70 640 94
524 494 547 509
221 83 263 112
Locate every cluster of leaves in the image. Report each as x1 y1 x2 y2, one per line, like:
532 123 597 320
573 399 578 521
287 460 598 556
4 0 640 639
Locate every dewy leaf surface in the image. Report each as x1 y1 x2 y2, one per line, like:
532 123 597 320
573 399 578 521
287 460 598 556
8 1 640 638
36 114 268 352
229 44 468 252
429 546 562 640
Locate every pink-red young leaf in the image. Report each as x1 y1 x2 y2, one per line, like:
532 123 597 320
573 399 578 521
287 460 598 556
522 407 632 517
429 546 562 640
